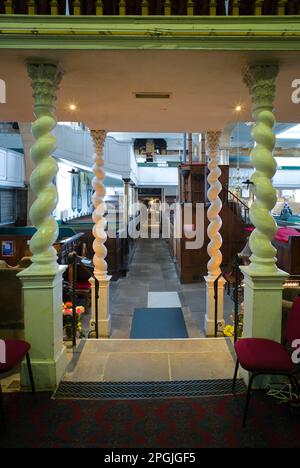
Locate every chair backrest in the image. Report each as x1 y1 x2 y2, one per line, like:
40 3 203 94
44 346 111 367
285 295 300 345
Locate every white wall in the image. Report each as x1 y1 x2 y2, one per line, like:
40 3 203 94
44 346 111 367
105 136 138 184
138 166 179 187
53 128 138 185
53 124 93 168
0 148 24 188
274 170 300 189
230 165 300 190
54 161 93 221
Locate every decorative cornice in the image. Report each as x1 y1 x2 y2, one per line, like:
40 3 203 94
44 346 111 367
1 16 300 51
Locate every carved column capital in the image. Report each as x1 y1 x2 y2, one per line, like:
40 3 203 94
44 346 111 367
90 129 106 154
206 130 222 158
243 63 279 111
27 61 63 114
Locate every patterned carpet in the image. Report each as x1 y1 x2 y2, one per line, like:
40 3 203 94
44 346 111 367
1 392 300 448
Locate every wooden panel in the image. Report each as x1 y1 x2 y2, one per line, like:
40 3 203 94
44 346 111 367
170 163 247 283
273 236 300 275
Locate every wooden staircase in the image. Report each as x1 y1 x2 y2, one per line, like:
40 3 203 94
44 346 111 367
219 186 251 269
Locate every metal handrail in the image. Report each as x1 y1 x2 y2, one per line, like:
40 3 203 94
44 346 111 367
67 252 99 347
222 185 251 225
213 254 241 342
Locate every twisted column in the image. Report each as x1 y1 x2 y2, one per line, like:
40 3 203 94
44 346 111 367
205 130 225 336
206 130 223 278
90 130 108 280
27 61 63 273
243 63 279 273
90 130 111 337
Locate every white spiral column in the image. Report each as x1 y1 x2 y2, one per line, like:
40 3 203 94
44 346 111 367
205 130 225 336
27 61 63 274
17 61 68 391
240 64 288 370
206 131 223 278
243 63 279 274
89 130 111 338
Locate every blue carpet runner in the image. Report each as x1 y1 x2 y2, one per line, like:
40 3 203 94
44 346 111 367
130 307 189 339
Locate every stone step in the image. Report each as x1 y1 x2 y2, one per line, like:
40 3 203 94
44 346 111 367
74 337 234 355
63 337 236 383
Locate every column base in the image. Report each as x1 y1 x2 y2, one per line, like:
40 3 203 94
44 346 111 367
17 265 68 391
89 276 111 338
240 266 289 341
21 346 67 392
205 275 225 337
239 266 289 387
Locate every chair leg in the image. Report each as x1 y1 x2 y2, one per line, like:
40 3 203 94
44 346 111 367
232 359 240 393
26 353 35 394
0 385 6 433
243 373 256 428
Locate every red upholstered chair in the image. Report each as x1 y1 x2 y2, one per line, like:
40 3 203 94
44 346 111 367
68 263 91 312
233 296 300 427
0 340 35 430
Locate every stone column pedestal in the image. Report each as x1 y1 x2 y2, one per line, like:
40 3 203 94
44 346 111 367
205 275 225 336
89 276 112 338
17 266 68 391
239 266 289 385
240 266 289 342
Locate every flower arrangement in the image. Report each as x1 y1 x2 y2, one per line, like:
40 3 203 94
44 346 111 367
223 303 244 338
223 324 235 337
62 302 85 340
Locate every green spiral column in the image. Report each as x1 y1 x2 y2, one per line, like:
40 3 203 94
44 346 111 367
27 61 63 273
243 63 279 274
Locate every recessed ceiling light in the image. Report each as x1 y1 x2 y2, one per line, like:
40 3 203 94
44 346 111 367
134 92 171 99
235 105 242 112
69 104 77 111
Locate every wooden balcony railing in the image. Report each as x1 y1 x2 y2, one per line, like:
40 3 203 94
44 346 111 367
0 1 299 16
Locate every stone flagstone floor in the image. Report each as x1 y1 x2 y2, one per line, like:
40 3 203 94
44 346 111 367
109 238 233 339
62 338 236 383
1 239 236 390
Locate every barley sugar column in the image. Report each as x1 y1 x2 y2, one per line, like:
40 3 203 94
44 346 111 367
17 61 67 390
89 130 111 338
241 63 288 348
205 130 225 336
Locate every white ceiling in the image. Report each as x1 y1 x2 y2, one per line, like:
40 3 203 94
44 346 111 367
0 49 300 132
